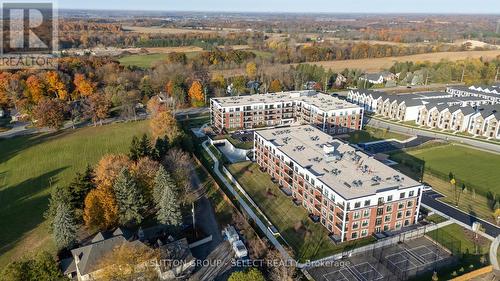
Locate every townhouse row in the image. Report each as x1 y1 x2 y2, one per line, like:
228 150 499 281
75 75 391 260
210 90 363 135
347 88 500 139
254 125 423 242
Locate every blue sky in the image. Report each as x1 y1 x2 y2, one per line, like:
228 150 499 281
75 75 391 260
58 0 500 14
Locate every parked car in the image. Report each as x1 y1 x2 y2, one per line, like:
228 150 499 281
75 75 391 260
232 240 248 258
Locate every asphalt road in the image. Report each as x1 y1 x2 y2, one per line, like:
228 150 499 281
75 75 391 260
366 118 500 153
422 191 500 238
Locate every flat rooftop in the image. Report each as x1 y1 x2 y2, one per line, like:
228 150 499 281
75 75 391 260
256 125 421 200
212 90 360 112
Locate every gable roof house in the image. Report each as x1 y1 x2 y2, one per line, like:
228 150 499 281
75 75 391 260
63 227 195 281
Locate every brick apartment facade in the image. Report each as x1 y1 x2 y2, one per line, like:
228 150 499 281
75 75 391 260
210 90 363 135
254 125 423 242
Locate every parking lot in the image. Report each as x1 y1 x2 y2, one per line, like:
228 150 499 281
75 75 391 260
307 236 454 281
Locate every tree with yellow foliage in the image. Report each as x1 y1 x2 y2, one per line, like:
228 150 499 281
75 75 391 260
97 242 160 281
45 71 68 100
268 79 282 93
83 186 118 231
246 62 257 79
150 110 180 142
188 81 204 107
73 73 95 98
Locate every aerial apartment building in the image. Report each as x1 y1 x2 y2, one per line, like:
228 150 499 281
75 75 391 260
210 90 363 135
254 125 423 242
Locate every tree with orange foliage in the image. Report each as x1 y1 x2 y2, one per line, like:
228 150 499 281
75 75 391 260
94 154 132 190
83 186 118 231
73 73 95 98
188 81 204 107
32 98 66 130
26 75 45 103
45 71 68 100
150 110 180 142
0 73 12 109
268 79 282 93
85 92 111 126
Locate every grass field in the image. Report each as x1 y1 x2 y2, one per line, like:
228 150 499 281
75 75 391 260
119 52 200 68
391 144 500 197
347 126 410 144
0 121 148 268
227 161 376 261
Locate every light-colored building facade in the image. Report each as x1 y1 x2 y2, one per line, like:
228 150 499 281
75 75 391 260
254 125 423 242
210 91 363 135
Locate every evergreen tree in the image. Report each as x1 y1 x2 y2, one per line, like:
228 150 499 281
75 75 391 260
152 166 176 205
53 201 78 249
44 185 72 231
156 182 182 226
138 133 152 158
129 135 140 161
68 165 95 209
153 136 169 161
113 169 145 225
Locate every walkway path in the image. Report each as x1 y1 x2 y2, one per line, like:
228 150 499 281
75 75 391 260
422 191 499 240
201 140 293 263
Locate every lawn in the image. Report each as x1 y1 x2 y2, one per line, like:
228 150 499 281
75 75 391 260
391 144 500 197
426 214 448 224
0 120 148 268
347 125 410 144
226 161 376 262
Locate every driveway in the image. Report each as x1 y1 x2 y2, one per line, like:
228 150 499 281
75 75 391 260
421 191 500 238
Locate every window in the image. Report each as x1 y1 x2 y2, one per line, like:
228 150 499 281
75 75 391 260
387 195 393 202
353 211 360 220
386 205 392 212
409 190 414 197
376 208 383 216
405 210 411 217
404 220 410 226
400 192 405 199
383 225 390 231
407 201 413 208
384 215 391 222
375 218 382 226
397 211 403 219
398 203 404 210
351 232 358 239
361 229 368 237
354 202 361 208
352 222 359 230
396 222 402 229
363 209 370 217
362 220 369 227
364 200 371 206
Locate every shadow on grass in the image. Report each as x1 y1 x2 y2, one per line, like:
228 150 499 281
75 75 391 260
0 130 72 165
0 167 68 256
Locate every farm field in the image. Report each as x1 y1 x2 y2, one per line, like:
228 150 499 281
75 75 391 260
0 121 148 268
226 161 376 262
123 26 243 34
214 50 500 77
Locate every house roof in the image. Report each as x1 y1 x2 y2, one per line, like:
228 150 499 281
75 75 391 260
158 238 194 272
71 229 148 276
